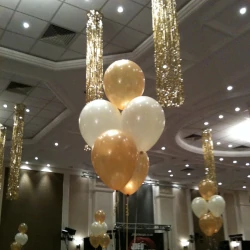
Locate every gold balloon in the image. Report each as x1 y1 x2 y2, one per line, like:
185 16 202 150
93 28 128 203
10 242 22 250
103 59 145 110
199 212 220 236
100 233 110 249
199 179 217 200
92 129 137 190
120 152 149 195
18 223 28 234
214 216 223 234
89 234 100 249
95 210 106 223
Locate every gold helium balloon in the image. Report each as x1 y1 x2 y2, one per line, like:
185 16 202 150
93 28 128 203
199 212 219 236
89 234 100 249
95 210 106 223
10 242 22 250
18 223 28 234
103 59 145 110
214 216 223 234
120 151 149 196
199 179 217 201
100 233 110 249
91 129 137 190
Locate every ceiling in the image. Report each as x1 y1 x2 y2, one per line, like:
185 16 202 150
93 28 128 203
0 0 250 191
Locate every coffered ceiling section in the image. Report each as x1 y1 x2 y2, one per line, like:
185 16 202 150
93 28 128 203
0 0 190 61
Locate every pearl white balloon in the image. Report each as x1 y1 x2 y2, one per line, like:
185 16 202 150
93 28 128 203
79 100 121 147
122 96 165 151
99 222 108 234
15 233 28 246
191 197 208 218
90 222 103 236
208 195 226 217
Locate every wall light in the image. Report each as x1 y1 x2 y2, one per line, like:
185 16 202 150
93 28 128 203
41 167 52 172
231 241 240 249
74 237 83 249
20 165 31 170
180 240 189 249
229 118 250 142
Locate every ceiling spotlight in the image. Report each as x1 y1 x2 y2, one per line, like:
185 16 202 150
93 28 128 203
246 163 250 166
47 164 50 167
247 175 250 178
219 115 224 119
26 108 30 113
25 161 29 164
204 122 209 126
239 7 247 15
35 157 38 160
185 164 189 167
187 173 191 176
235 107 240 112
194 186 199 190
161 146 165 150
228 144 233 148
3 104 7 108
205 168 209 171
170 174 173 177
227 85 233 91
117 6 124 13
219 158 224 161
218 182 222 186
233 160 237 164
168 170 172 173
54 142 59 147
23 22 30 29
243 186 246 189
205 172 208 175
217 142 221 145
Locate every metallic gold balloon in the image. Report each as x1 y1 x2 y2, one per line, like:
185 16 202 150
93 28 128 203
214 216 223 234
89 234 100 248
18 223 28 234
199 213 219 236
199 179 217 201
95 210 106 223
120 152 149 196
103 59 145 110
92 129 137 190
10 242 22 250
100 233 110 249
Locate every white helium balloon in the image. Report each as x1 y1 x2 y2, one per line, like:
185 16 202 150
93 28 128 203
99 222 108 234
191 197 208 218
122 96 165 151
15 233 28 246
79 99 121 147
90 222 103 236
208 195 226 217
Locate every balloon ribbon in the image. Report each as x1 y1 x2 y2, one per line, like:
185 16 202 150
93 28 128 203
126 195 129 250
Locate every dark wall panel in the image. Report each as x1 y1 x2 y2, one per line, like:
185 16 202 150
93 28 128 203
0 169 63 250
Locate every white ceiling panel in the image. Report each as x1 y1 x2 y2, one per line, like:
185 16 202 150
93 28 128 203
44 102 66 112
111 27 147 50
132 0 150 5
101 0 143 25
0 91 26 103
60 50 84 61
0 78 9 92
69 34 86 54
65 0 107 10
7 12 48 39
0 6 14 29
30 41 65 61
0 0 19 9
24 97 49 108
0 110 13 119
17 0 62 21
103 18 123 42
52 3 87 32
30 87 56 100
0 31 36 53
104 43 127 56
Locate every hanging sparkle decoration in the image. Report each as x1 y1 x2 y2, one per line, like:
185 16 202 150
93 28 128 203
86 10 104 103
0 124 7 190
152 0 184 107
202 129 216 183
6 104 25 200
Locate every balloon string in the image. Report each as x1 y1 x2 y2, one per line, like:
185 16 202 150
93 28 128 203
126 195 129 250
134 192 138 244
114 191 119 216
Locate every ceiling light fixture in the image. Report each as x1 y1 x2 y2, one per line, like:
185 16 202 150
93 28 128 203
204 122 209 126
3 104 7 108
21 165 31 170
170 174 173 177
228 144 233 148
219 158 224 161
185 164 189 167
239 7 247 15
47 164 50 167
41 167 52 173
247 175 250 178
229 118 250 142
187 173 191 176
235 107 240 112
218 115 224 119
233 160 237 164
25 108 30 113
218 182 222 186
168 170 172 173
35 157 38 160
55 142 59 147
161 146 165 150
23 22 30 29
25 161 29 164
246 163 250 166
217 142 221 145
243 186 246 189
227 85 233 91
117 6 124 13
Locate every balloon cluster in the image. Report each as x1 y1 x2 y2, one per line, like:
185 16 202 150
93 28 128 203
192 180 226 236
10 223 28 250
89 210 110 249
79 59 165 194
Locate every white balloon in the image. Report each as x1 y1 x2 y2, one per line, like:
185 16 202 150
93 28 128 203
208 195 226 217
121 96 165 151
90 222 103 236
99 222 108 234
15 233 28 246
191 197 208 218
79 100 121 147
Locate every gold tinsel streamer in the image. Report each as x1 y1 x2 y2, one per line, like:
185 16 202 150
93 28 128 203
202 129 216 182
0 125 7 190
6 104 25 200
152 0 184 107
86 10 104 103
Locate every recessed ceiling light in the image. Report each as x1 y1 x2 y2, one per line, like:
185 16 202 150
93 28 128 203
233 160 237 164
23 22 30 29
185 164 189 167
25 108 30 113
247 175 250 178
228 144 233 148
219 115 224 119
168 170 172 173
117 6 124 13
205 168 209 171
3 104 7 108
239 7 247 15
35 157 38 160
246 163 250 166
217 142 221 145
47 164 50 167
218 182 222 186
187 173 191 176
227 86 233 91
243 186 246 189
170 174 173 177
204 122 209 126
161 146 165 150
54 142 59 147
219 158 224 161
235 107 240 112
25 161 29 164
